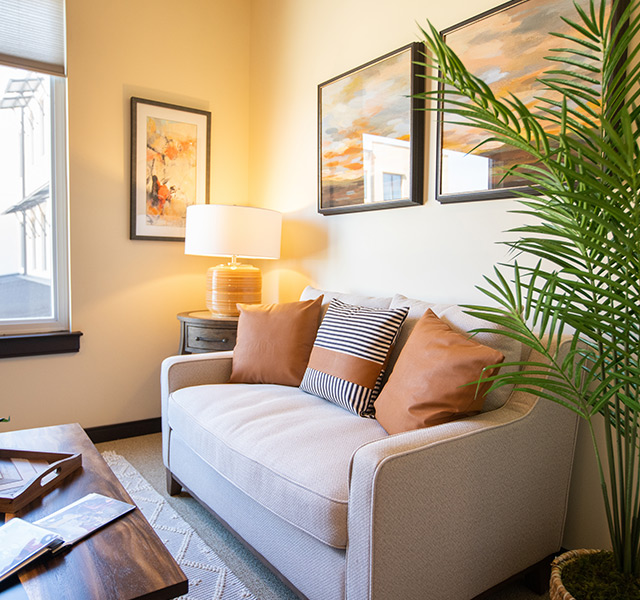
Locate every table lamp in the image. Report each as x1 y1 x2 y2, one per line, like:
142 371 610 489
185 204 282 317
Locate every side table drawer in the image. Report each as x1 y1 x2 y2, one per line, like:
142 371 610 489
185 324 237 352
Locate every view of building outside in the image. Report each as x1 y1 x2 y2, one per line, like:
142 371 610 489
0 64 54 321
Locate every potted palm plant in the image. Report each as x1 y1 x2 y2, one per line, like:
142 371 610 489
415 1 639 598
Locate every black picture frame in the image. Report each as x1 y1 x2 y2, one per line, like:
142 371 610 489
435 0 623 204
318 43 425 215
130 97 211 241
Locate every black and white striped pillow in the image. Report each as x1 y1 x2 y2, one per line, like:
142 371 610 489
299 299 408 417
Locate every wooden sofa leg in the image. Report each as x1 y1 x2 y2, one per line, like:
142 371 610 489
166 469 182 496
523 553 554 595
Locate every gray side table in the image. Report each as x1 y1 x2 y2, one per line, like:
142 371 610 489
177 311 238 354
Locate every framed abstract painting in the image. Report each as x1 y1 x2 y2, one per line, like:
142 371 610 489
436 0 619 203
130 97 211 240
318 43 425 215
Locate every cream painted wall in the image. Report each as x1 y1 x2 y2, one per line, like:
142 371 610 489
249 0 610 551
249 0 530 304
0 0 251 430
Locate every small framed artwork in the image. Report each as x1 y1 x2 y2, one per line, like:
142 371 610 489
318 43 425 215
130 97 211 240
436 0 619 203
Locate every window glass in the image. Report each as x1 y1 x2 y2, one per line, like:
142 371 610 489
0 63 68 332
383 172 405 201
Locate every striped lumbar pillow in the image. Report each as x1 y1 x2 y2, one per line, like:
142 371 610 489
299 299 409 417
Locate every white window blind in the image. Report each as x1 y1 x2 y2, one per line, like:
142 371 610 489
0 0 66 77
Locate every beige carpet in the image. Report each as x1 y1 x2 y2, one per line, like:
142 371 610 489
96 433 549 600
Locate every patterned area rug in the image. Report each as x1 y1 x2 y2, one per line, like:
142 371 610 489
102 451 257 600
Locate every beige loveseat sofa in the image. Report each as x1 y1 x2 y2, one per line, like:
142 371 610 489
160 287 579 600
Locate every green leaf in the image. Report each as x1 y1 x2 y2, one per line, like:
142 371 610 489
415 2 640 575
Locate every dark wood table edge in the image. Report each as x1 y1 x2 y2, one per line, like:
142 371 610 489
0 423 188 600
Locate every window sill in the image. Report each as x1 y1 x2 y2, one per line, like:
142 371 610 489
0 331 83 359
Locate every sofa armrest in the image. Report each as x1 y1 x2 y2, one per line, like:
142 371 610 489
346 365 579 599
161 351 233 466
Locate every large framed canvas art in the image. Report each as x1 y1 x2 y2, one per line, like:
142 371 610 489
436 0 620 203
318 43 425 215
130 98 211 240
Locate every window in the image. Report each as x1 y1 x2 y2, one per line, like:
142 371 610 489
383 172 405 201
0 65 69 334
0 0 79 357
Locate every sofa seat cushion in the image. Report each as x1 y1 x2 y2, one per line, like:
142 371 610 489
167 383 387 548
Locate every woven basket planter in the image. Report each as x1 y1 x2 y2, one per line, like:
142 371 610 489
549 549 602 600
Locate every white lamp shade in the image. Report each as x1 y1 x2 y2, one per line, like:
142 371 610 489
185 204 282 260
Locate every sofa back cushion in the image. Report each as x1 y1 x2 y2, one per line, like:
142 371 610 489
229 296 323 386
375 309 505 433
299 288 524 413
300 285 393 316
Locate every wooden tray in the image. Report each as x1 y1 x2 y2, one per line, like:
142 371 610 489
0 449 82 513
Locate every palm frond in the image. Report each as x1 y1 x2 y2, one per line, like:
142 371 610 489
416 0 640 576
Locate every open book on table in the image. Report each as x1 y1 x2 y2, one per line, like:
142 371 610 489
0 492 135 583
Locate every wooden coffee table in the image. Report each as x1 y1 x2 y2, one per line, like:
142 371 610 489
0 423 188 600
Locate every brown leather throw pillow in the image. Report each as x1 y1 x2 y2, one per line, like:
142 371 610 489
374 309 505 434
229 296 324 386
